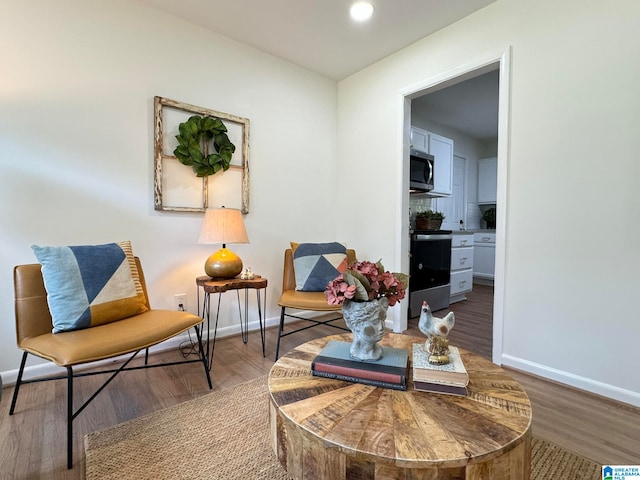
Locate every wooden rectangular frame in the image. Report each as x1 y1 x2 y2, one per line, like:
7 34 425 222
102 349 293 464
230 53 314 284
153 96 250 213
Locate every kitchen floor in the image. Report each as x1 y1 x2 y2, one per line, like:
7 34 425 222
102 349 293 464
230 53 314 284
407 283 493 360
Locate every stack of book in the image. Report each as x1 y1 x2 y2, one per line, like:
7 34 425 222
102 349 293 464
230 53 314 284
412 344 469 396
311 340 409 391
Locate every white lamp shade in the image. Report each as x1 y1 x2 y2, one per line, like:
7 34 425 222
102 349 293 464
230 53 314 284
198 208 249 245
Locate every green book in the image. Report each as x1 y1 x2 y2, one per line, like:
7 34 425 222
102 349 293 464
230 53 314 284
312 340 409 385
315 340 407 370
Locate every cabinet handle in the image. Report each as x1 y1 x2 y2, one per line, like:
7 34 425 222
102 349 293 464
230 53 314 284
459 280 467 287
482 236 491 241
460 240 467 245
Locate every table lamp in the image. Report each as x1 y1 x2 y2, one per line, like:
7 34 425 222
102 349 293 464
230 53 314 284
198 207 249 278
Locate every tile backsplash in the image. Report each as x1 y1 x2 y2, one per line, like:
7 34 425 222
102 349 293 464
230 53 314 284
409 197 432 213
466 203 482 230
409 197 432 227
409 198 488 231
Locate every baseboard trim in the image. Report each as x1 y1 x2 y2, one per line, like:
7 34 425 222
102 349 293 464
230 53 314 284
502 353 640 408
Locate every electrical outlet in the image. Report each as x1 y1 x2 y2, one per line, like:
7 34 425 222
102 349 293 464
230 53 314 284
174 293 187 311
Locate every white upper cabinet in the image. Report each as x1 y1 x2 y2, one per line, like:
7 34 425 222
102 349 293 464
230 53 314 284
427 132 453 197
410 126 428 153
410 127 453 196
477 157 497 204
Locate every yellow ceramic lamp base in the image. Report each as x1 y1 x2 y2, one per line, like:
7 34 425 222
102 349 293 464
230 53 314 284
204 247 243 279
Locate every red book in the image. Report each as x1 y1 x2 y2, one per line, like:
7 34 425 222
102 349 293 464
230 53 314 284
311 369 406 391
311 340 409 391
312 361 404 384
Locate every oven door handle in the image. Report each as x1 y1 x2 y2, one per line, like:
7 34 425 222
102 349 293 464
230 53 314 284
413 234 452 241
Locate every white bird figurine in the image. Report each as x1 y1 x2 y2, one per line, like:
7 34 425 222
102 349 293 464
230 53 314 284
418 301 455 363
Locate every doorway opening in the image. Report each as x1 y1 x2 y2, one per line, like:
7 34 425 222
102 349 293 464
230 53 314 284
398 47 510 364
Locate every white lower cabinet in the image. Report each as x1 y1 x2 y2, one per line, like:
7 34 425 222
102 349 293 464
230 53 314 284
450 234 474 303
473 232 496 282
451 270 474 297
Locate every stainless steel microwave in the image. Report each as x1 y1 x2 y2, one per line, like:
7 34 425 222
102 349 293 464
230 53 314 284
409 148 434 192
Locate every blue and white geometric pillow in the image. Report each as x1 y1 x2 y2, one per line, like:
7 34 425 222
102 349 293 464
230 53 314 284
32 240 148 333
292 242 348 292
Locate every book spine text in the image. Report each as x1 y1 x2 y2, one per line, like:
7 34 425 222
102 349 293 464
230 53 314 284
312 370 406 391
313 362 404 384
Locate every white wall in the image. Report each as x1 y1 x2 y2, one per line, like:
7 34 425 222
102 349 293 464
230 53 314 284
337 0 640 406
3 0 640 409
0 0 338 377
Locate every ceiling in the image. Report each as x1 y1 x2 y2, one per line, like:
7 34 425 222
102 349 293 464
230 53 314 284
412 69 500 141
137 0 496 81
137 0 499 140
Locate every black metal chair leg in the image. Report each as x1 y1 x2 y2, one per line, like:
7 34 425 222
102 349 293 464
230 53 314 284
194 325 213 389
10 336 212 470
66 367 73 469
9 351 28 415
274 307 286 361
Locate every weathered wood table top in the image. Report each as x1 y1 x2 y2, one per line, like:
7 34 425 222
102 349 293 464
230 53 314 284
268 333 532 479
196 275 267 293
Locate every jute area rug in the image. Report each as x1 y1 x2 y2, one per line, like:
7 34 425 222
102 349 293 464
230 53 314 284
85 376 601 480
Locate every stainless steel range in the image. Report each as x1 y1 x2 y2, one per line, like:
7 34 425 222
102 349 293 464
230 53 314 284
409 230 452 317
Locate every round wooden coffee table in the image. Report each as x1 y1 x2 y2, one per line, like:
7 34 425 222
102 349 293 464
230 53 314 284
268 333 532 479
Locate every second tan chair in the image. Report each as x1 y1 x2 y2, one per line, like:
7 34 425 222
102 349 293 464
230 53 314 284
275 247 356 360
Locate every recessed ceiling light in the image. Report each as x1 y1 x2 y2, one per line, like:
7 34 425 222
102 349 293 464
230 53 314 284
350 1 374 22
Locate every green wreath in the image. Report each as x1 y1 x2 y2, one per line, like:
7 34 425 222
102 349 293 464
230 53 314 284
173 115 236 177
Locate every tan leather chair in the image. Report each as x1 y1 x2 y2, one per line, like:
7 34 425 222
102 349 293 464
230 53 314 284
9 258 212 469
275 248 356 360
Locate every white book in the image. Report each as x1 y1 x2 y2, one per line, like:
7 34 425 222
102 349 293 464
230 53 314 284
412 344 469 387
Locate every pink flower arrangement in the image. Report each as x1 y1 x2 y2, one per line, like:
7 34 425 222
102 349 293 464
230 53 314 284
325 260 408 307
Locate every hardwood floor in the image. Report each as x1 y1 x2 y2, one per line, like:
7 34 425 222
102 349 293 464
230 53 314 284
409 284 494 360
1 286 638 478
409 284 640 465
